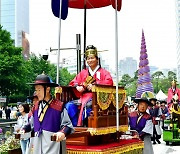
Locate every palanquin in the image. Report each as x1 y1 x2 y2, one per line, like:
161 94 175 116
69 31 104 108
56 85 128 146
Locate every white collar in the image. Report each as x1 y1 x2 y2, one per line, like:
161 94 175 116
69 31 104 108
88 65 100 76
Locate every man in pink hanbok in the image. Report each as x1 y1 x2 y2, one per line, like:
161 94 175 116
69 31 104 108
65 45 113 126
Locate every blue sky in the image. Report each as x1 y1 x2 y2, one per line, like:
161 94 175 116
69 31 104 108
29 0 177 70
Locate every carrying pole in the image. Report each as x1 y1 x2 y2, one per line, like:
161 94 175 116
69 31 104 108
83 0 87 69
115 0 120 141
76 34 81 73
56 0 63 84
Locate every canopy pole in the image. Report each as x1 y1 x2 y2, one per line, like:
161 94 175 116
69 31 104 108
115 0 119 141
83 0 87 69
56 0 62 84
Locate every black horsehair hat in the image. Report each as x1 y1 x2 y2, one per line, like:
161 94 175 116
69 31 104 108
134 97 152 106
28 73 59 87
160 100 167 104
149 98 157 102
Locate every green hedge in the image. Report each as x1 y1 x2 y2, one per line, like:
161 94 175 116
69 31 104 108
0 119 16 122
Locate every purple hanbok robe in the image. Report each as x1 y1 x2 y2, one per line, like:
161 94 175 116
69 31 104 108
129 111 154 154
31 99 74 154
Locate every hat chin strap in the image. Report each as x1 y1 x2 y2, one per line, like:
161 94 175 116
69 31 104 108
43 86 47 101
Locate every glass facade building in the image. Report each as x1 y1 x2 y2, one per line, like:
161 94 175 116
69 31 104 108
175 0 180 81
119 57 137 78
0 0 29 47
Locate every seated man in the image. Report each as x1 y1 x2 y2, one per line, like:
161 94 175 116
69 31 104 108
129 97 154 154
66 45 113 126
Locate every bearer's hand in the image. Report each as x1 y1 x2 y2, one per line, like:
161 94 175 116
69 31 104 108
87 84 93 91
76 86 85 93
19 129 25 134
16 128 20 133
53 132 65 142
132 134 138 139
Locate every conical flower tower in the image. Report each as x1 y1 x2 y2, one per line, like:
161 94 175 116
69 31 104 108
136 30 154 98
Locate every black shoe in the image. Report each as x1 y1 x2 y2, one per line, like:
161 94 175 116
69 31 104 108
156 140 161 144
153 141 156 144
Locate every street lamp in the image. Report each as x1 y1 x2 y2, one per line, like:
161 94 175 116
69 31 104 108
42 49 49 61
47 34 81 84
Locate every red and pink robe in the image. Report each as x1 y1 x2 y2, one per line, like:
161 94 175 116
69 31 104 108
167 87 180 111
66 66 113 126
167 87 180 103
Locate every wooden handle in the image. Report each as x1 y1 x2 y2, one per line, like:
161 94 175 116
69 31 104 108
15 133 21 139
51 135 56 141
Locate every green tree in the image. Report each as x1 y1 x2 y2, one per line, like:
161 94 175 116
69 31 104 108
119 74 131 87
25 54 57 84
119 74 137 96
151 71 177 95
59 68 76 86
126 81 137 96
152 71 164 93
24 54 75 95
158 78 169 94
152 71 164 79
0 25 25 101
133 70 138 80
168 71 176 82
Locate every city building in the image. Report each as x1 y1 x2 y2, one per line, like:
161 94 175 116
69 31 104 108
0 0 29 59
149 66 159 75
175 0 180 82
61 54 111 75
63 56 78 74
119 57 137 78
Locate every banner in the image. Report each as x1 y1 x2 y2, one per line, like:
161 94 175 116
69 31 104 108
51 0 68 20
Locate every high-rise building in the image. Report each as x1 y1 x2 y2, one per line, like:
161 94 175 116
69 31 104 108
175 0 180 81
0 0 29 59
119 57 137 78
149 66 158 75
61 54 111 75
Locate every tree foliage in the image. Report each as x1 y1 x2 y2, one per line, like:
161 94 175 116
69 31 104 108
0 25 76 103
118 74 131 87
151 71 164 93
0 26 24 98
119 74 137 96
22 54 76 101
119 70 177 97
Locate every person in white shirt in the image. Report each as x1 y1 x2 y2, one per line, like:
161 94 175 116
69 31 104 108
14 103 31 154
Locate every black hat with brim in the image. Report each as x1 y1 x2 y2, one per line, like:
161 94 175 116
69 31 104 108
28 82 59 87
160 100 167 104
149 98 157 102
134 97 152 106
27 74 59 87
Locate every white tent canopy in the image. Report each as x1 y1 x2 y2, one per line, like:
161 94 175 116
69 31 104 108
156 89 167 101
